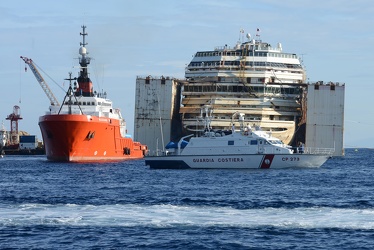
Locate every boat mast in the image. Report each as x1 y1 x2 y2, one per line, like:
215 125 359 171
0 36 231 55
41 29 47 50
76 25 93 97
79 25 90 78
58 72 83 115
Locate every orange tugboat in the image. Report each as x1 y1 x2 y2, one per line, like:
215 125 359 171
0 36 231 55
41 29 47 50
38 26 147 162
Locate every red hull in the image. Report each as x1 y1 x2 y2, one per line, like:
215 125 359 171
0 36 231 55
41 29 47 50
39 114 147 162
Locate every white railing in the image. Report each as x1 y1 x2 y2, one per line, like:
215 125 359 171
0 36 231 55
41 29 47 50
302 147 335 155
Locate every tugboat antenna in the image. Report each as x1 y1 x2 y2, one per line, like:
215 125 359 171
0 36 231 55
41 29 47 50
80 25 88 47
64 72 77 82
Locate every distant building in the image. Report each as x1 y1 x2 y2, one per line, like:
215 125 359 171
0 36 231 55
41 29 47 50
19 135 38 150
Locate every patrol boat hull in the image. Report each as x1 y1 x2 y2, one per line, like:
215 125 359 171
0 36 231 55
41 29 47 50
145 153 330 169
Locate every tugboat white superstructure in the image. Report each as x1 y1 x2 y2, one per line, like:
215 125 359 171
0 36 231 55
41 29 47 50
181 29 305 145
145 106 333 169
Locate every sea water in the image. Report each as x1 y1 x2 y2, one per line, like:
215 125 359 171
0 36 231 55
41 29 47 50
0 148 373 249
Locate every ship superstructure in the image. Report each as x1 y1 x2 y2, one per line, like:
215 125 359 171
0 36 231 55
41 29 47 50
181 30 305 144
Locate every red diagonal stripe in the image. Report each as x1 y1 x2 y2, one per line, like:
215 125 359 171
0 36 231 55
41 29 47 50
260 154 275 168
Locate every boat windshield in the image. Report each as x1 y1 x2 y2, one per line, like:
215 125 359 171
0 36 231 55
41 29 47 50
268 139 283 145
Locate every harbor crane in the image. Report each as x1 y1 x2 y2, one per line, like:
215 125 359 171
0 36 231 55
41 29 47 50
20 56 60 106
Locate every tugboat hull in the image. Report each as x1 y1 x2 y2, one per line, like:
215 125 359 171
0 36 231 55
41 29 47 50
39 114 146 162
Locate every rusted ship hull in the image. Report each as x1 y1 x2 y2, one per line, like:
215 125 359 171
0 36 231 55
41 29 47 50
39 114 147 162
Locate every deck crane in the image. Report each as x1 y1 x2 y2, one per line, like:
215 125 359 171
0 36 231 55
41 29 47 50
20 56 60 106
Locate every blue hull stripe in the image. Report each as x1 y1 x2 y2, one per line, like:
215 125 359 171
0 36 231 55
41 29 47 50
145 160 191 169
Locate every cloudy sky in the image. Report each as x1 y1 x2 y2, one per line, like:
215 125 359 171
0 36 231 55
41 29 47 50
1 0 373 148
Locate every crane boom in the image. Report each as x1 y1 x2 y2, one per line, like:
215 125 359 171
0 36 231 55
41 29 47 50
20 56 60 106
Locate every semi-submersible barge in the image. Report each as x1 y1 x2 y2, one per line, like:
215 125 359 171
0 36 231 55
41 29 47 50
134 30 345 157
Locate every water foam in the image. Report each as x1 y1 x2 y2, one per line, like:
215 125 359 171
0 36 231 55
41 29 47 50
1 203 373 229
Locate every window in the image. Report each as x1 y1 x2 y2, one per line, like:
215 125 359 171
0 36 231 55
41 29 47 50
250 140 257 145
228 141 234 145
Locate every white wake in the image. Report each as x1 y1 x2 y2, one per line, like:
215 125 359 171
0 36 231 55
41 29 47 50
1 203 373 229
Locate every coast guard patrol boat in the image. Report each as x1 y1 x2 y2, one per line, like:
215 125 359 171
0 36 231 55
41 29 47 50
145 106 333 169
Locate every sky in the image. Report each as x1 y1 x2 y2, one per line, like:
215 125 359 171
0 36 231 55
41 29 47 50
1 0 373 148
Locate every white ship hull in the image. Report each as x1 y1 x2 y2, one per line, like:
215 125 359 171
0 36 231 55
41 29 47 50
145 153 330 169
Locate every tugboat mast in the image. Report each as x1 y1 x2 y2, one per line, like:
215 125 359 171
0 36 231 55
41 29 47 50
79 25 90 78
76 25 93 97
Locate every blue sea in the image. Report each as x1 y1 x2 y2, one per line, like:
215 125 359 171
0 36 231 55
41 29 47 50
0 148 373 249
